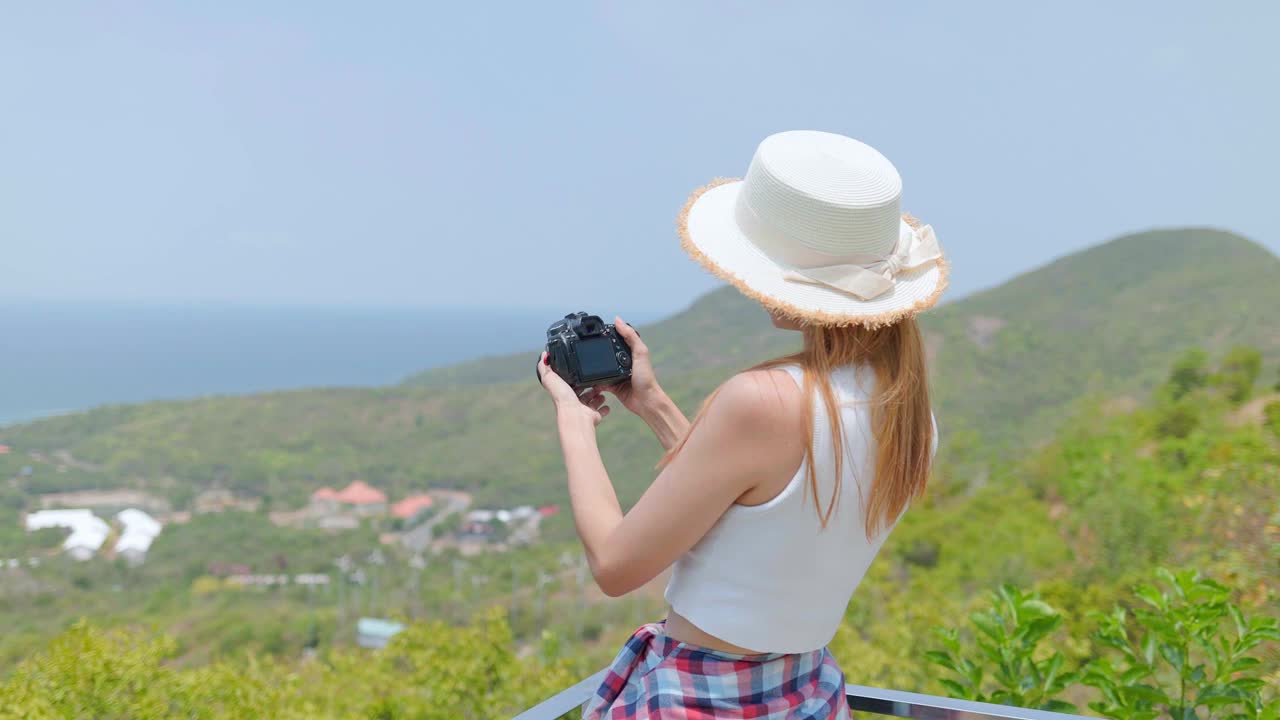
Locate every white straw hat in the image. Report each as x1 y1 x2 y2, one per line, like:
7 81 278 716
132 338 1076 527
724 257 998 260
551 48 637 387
678 130 948 328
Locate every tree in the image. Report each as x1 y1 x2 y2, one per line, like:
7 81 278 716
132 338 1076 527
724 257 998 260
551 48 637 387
0 622 178 720
1165 348 1210 401
1213 346 1263 404
1154 401 1199 439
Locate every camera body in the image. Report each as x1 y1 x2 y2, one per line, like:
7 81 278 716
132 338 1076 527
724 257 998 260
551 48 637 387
542 312 633 390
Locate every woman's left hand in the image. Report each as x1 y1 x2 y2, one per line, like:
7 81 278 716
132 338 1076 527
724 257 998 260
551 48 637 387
538 352 611 426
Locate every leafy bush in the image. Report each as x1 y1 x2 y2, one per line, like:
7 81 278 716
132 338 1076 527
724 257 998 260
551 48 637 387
1214 346 1263 404
0 609 577 719
1155 401 1200 440
931 570 1280 720
1264 401 1280 437
1166 349 1210 401
1083 569 1280 720
928 585 1078 711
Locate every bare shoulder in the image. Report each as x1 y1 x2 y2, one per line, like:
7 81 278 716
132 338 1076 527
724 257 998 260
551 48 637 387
706 368 805 433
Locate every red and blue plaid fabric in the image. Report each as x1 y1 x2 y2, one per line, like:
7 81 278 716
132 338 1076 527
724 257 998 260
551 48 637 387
582 621 850 719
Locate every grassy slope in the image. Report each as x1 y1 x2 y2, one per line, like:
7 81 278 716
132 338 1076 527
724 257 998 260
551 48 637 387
925 228 1280 451
2 228 1276 509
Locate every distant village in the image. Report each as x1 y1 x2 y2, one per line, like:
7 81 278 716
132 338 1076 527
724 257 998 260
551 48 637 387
272 480 559 556
2 442 581 654
5 443 558 566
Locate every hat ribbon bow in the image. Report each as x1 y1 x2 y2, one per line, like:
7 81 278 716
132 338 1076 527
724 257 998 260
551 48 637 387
783 224 941 300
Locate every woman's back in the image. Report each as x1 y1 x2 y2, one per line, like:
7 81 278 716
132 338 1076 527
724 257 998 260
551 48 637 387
665 363 904 654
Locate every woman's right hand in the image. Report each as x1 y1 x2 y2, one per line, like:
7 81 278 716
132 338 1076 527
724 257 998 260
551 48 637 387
603 317 663 417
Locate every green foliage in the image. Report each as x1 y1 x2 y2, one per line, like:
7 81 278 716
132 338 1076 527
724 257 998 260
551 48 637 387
1083 569 1280 720
1214 346 1263 404
928 586 1079 712
0 622 179 719
932 570 1280 720
1264 402 1280 437
1155 400 1201 439
0 610 577 719
0 513 64 554
1166 349 1211 401
24 527 63 549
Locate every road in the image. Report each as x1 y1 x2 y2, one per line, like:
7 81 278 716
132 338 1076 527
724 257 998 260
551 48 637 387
400 490 473 552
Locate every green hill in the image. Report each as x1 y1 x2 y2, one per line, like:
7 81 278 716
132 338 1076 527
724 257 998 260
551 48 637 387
4 340 1278 712
2 228 1277 509
2 227 1278 685
409 227 1279 389
403 284 800 388
925 227 1280 451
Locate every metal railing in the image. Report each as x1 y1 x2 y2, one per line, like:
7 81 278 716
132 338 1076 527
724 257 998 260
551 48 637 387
514 669 1092 720
513 669 607 720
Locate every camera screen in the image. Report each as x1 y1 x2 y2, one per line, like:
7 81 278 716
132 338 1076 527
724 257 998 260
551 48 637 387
576 337 618 380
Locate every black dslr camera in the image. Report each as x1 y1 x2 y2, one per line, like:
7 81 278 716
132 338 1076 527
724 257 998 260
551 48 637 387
539 312 633 390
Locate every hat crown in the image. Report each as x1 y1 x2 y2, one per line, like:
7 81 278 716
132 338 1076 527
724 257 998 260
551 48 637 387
739 131 903 261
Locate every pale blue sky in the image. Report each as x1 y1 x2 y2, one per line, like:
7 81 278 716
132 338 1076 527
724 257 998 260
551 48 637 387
2 2 1277 315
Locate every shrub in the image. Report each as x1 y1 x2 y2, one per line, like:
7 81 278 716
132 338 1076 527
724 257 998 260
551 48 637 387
1083 569 1280 720
931 570 1280 720
1213 346 1263 405
1264 401 1280 437
927 585 1078 711
1166 349 1210 401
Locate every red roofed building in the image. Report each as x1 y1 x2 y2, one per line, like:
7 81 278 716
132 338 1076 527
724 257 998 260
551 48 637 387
335 481 388 515
391 494 435 521
310 482 388 517
537 505 560 517
310 487 340 512
0 445 10 455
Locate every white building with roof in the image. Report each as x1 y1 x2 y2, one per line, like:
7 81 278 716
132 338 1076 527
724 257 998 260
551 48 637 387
25 509 111 561
114 509 163 565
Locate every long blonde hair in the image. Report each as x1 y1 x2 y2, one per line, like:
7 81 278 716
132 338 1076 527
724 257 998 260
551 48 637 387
662 317 934 538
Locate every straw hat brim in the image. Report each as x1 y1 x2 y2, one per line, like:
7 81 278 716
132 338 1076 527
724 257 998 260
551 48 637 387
678 178 949 329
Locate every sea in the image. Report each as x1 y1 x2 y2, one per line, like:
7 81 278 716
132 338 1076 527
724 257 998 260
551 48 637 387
0 301 663 428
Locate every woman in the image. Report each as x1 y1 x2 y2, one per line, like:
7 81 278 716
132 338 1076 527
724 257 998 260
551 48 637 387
537 130 945 719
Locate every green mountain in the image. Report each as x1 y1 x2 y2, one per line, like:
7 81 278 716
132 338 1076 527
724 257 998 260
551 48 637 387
4 284 1279 709
410 226 1280 454
2 228 1277 510
925 227 1280 451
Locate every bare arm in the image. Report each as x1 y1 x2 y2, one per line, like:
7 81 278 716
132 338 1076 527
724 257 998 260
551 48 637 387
538 361 804 597
634 389 689 451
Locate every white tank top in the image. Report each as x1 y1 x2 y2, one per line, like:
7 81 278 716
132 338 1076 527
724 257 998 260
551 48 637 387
664 363 936 654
